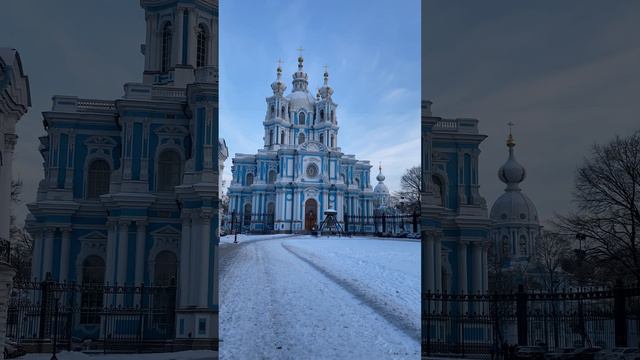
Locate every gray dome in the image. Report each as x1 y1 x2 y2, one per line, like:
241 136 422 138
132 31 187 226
490 190 538 223
374 182 389 194
287 90 315 110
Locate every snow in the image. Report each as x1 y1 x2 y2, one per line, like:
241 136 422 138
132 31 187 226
16 350 218 360
219 234 420 359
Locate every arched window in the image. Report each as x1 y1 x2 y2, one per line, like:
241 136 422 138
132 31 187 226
319 133 324 144
299 112 306 125
161 22 173 72
330 134 335 147
267 170 276 184
355 178 360 189
243 203 252 226
281 106 285 117
432 175 445 207
270 105 275 116
80 255 105 324
298 132 305 145
157 150 181 192
246 173 254 186
196 24 208 67
269 130 274 145
280 131 285 144
320 109 324 120
331 110 335 123
87 159 110 199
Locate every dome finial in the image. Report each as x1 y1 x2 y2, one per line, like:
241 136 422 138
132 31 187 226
507 121 515 148
376 162 385 182
297 46 304 68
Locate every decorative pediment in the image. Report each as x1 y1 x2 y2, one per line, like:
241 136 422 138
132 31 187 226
84 136 117 149
154 125 188 137
78 231 107 255
150 225 181 238
304 187 320 198
298 141 327 153
432 150 448 162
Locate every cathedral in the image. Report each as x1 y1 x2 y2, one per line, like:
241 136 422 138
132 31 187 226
227 56 376 233
490 130 542 270
26 0 224 348
421 100 492 296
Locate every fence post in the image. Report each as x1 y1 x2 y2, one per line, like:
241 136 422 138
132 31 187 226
516 284 528 346
382 214 386 233
137 283 145 353
613 279 627 347
413 211 418 233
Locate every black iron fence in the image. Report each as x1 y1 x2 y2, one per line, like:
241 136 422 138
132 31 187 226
6 277 177 353
0 237 11 263
225 211 420 236
422 283 640 358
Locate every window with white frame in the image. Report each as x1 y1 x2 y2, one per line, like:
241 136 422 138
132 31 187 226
86 159 110 199
196 24 208 68
157 150 181 192
161 22 173 72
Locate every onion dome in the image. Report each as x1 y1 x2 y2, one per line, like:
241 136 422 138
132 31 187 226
497 132 526 190
373 164 389 195
490 130 539 223
318 67 334 99
291 55 309 92
270 63 287 95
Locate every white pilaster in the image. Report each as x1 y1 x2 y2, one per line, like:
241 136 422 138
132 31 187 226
471 241 483 295
435 237 442 293
424 233 434 292
42 228 55 279
189 213 201 306
199 211 211 307
458 241 468 313
179 212 191 306
134 221 146 285
105 221 117 285
59 227 71 282
116 221 130 285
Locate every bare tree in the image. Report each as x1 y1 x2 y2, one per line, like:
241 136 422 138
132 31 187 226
394 166 421 212
556 131 640 284
9 179 32 280
535 231 571 292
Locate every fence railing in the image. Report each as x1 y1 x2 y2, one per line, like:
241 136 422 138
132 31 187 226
6 277 177 353
422 283 640 358
224 211 420 236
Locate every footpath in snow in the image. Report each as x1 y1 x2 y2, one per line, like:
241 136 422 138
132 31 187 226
219 234 420 359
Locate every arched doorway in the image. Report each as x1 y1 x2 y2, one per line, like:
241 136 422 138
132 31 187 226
266 202 275 231
304 198 318 231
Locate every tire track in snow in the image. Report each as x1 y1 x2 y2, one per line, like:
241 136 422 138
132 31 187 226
281 243 421 343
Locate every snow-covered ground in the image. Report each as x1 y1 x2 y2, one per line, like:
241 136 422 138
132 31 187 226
219 234 420 359
16 350 217 360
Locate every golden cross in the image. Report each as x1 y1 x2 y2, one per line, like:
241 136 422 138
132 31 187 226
324 65 329 73
297 47 304 57
507 121 515 134
277 58 283 67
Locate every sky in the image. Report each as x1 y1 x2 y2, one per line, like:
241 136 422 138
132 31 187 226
1 0 420 225
424 0 640 226
219 0 421 194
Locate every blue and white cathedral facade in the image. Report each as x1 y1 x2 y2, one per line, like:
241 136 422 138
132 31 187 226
228 57 376 233
421 101 492 296
26 0 225 348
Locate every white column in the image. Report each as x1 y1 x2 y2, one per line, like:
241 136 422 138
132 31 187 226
105 221 117 285
199 212 211 307
42 228 55 279
482 244 489 294
31 230 43 281
189 213 201 306
116 221 130 285
424 233 434 292
458 241 469 313
134 221 146 285
471 242 483 294
59 227 71 282
179 212 191 307
435 237 442 293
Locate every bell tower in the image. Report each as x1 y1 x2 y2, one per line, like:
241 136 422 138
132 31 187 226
140 0 218 87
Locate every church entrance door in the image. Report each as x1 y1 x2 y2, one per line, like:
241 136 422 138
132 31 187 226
304 199 318 231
